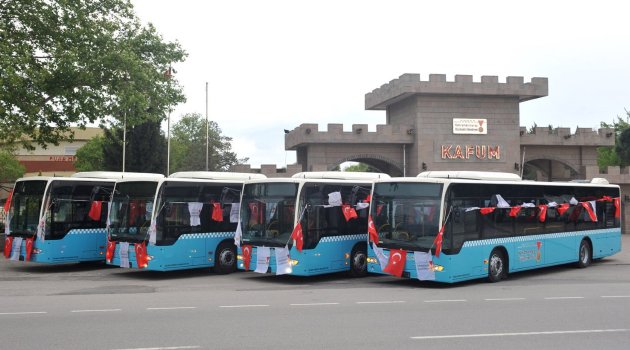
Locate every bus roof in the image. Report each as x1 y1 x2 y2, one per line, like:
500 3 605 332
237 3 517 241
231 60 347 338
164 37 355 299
168 171 266 181
291 171 390 180
71 171 164 180
417 171 522 181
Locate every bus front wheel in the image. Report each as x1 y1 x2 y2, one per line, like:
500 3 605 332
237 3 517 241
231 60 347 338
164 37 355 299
214 241 237 274
488 249 507 283
349 243 367 277
577 239 592 268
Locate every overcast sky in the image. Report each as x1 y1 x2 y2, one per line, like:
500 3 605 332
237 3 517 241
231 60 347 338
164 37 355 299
131 0 629 168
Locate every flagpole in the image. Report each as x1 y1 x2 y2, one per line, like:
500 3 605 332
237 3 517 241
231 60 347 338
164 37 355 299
205 82 209 171
122 111 126 173
167 108 170 176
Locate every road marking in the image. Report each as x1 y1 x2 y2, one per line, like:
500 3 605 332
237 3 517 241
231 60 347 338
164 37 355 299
0 311 47 315
219 304 269 308
290 302 340 306
356 301 406 304
544 296 585 300
71 309 121 313
484 298 526 301
601 295 630 298
424 299 467 303
147 307 197 310
112 346 201 350
411 329 629 340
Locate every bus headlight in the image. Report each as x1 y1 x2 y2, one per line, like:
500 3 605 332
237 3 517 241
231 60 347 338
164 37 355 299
367 257 377 264
33 248 42 254
237 255 243 260
432 264 444 272
290 259 299 266
147 255 154 261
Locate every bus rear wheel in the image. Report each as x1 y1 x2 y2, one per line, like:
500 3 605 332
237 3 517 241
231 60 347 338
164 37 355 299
577 239 592 268
349 244 367 277
214 241 237 274
488 249 507 282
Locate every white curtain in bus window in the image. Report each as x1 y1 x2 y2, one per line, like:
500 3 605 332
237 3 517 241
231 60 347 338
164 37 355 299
266 202 277 221
230 203 240 223
254 247 270 274
188 202 203 226
327 191 342 207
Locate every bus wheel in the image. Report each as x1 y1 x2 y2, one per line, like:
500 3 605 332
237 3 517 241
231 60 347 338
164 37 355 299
215 242 236 274
349 243 367 277
577 239 592 268
488 249 507 283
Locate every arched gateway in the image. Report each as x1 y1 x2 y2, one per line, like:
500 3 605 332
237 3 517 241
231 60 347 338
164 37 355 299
282 74 614 180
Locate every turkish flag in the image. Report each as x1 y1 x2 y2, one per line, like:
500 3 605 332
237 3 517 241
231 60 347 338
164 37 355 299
537 205 548 222
249 202 260 223
581 202 598 222
212 203 224 222
106 239 116 263
25 237 34 261
368 215 379 244
480 207 495 215
290 222 304 252
342 204 358 221
383 249 406 277
364 194 371 203
88 201 102 221
242 244 253 270
135 242 149 268
557 203 570 216
614 197 621 218
3 190 12 213
4 236 13 258
509 206 522 217
432 225 445 257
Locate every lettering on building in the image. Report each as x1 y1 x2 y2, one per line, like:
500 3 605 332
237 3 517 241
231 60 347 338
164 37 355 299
440 145 501 160
48 156 76 162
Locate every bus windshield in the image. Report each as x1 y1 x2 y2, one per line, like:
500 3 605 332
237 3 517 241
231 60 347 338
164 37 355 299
109 181 157 243
241 182 298 247
371 182 443 251
8 180 47 237
153 181 241 245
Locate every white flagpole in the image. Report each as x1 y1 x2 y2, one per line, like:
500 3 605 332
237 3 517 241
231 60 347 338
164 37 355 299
205 82 209 171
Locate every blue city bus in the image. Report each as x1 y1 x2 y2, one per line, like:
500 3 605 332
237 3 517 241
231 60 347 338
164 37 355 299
107 171 265 273
236 171 390 276
367 171 622 283
3 172 152 264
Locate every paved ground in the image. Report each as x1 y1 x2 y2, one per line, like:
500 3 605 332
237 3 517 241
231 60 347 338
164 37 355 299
1 235 629 350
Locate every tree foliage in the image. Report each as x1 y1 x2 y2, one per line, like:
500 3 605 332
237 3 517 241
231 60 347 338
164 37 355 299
598 111 630 169
102 121 167 173
0 150 25 181
0 0 186 150
74 136 105 171
170 113 247 172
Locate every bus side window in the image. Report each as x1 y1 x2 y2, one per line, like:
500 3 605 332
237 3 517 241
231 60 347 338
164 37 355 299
449 200 479 250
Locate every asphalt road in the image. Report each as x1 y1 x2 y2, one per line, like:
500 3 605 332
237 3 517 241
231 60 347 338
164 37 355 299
1 236 629 350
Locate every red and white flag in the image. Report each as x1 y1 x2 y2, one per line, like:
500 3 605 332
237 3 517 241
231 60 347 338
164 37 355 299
614 197 621 218
135 242 149 268
105 239 116 263
383 248 406 277
242 244 253 270
537 204 548 222
4 236 13 259
342 204 358 221
290 222 304 252
25 237 34 261
368 215 379 244
582 201 597 222
212 203 224 222
432 225 446 258
88 200 102 221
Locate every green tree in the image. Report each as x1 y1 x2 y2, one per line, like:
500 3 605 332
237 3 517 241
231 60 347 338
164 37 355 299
0 150 25 181
170 113 247 172
74 136 105 171
598 111 630 170
343 162 379 172
0 0 186 150
102 121 167 173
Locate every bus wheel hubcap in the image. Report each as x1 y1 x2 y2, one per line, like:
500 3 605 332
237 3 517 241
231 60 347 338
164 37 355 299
220 250 234 266
490 255 502 276
353 252 366 270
